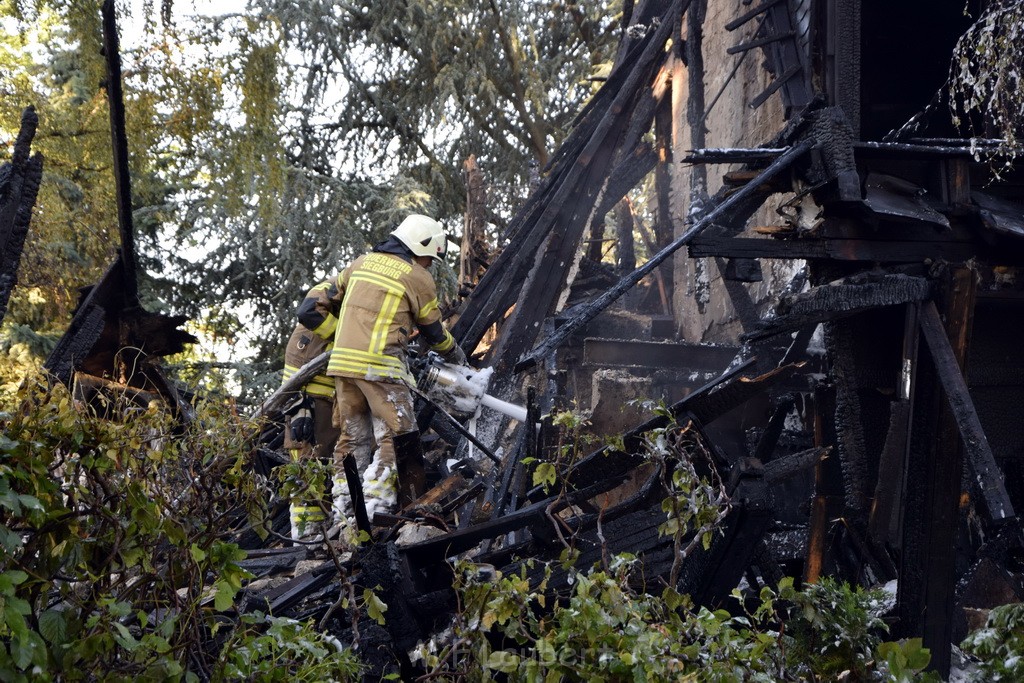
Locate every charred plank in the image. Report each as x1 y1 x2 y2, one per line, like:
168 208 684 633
744 272 932 341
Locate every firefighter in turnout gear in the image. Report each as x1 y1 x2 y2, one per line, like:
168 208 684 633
281 281 342 541
298 214 466 542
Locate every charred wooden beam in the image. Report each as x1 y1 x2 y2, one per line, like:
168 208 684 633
682 147 789 164
750 64 800 110
804 383 843 584
689 234 827 259
763 446 828 483
581 338 738 371
897 269 976 679
727 30 795 54
453 0 688 356
744 272 932 341
489 1 688 377
399 477 618 564
687 361 804 427
544 359 756 496
825 317 871 522
0 106 43 325
724 0 785 30
918 300 1015 523
674 476 772 606
101 0 139 305
753 394 796 463
854 140 1001 158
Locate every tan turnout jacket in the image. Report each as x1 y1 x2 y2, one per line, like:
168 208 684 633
303 252 456 384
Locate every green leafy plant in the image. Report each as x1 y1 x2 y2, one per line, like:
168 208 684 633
0 377 360 680
961 602 1024 681
212 612 362 682
527 407 595 493
421 558 918 682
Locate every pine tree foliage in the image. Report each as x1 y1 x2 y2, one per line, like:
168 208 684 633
251 0 621 220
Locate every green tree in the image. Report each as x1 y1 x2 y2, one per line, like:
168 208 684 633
2 1 622 401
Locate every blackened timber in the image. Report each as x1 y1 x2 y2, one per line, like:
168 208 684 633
825 317 871 520
689 234 826 259
491 2 686 375
45 302 106 386
101 0 139 305
869 399 911 545
869 304 917 546
918 300 1015 522
725 0 785 30
594 143 657 225
0 107 43 324
753 394 796 463
763 446 827 483
805 384 842 584
581 338 737 370
854 141 999 158
515 138 814 372
452 0 687 355
749 64 801 110
682 147 788 164
727 31 796 54
898 269 973 679
743 273 931 341
762 1 812 111
399 478 620 564
675 477 772 606
687 362 803 427
715 256 759 333
972 191 1024 241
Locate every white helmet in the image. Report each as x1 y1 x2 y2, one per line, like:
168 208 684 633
391 214 448 261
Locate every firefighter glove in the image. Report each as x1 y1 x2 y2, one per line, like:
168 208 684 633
290 396 315 443
446 343 468 366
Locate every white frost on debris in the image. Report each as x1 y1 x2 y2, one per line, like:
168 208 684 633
784 405 805 432
806 324 826 356
410 625 456 666
871 579 899 617
361 450 397 520
687 370 719 383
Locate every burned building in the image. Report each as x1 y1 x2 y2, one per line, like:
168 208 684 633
6 0 1023 680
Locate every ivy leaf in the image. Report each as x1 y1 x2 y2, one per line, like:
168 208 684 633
486 650 520 673
364 589 388 626
190 544 207 563
532 462 557 489
214 579 237 612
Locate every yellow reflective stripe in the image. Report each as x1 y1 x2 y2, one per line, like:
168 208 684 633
283 364 334 396
310 280 332 292
329 358 401 374
431 329 456 352
312 312 337 339
328 360 407 379
304 382 334 398
351 272 404 295
369 290 401 354
418 298 439 319
334 347 405 366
